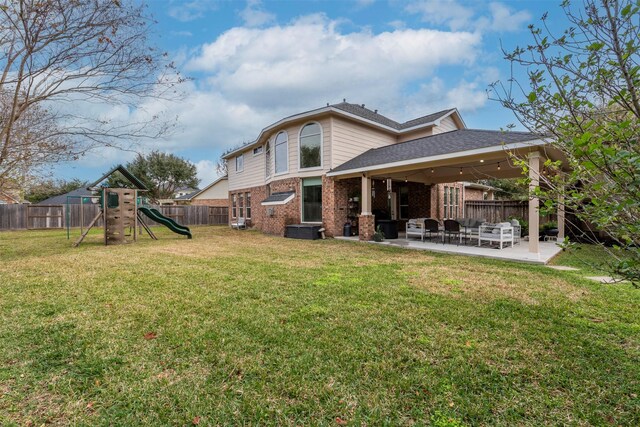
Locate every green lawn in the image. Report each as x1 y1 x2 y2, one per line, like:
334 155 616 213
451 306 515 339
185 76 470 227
0 227 638 426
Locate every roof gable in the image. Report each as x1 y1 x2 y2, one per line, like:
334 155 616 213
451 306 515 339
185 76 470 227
180 175 228 200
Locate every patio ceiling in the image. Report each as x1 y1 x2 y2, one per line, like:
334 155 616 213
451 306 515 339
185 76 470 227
326 129 567 185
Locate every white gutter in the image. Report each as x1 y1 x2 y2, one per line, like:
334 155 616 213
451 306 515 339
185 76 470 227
326 139 550 177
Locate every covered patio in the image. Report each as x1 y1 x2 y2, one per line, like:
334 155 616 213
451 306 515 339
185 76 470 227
336 233 563 264
326 129 568 263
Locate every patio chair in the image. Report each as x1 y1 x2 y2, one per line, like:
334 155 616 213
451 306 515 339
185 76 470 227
231 217 246 230
406 218 426 241
424 218 441 242
443 219 463 245
478 222 514 249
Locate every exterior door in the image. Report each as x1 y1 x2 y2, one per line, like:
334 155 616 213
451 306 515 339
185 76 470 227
390 192 397 220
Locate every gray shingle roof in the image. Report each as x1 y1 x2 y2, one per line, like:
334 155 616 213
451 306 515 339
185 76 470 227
261 191 295 204
176 191 199 200
331 102 455 130
330 129 543 173
37 188 97 205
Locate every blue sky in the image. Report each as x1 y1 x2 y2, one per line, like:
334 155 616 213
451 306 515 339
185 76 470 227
56 0 569 185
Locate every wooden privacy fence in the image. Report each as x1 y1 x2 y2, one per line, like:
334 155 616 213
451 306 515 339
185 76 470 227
0 204 229 231
464 200 555 223
465 200 527 223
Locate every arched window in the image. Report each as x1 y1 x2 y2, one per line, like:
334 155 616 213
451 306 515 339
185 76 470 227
265 141 271 178
299 123 322 169
274 131 288 174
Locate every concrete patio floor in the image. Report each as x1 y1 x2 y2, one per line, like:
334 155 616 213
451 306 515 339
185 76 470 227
335 233 563 264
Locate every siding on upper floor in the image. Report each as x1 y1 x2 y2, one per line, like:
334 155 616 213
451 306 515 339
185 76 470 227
228 117 332 191
228 146 265 191
397 127 434 143
228 111 463 191
432 115 459 134
331 117 396 169
194 179 228 200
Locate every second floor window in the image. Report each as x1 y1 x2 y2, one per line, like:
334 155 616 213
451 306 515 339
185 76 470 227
235 154 244 172
299 123 321 169
265 141 271 178
275 131 288 174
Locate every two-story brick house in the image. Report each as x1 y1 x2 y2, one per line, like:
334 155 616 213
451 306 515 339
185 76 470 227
223 101 547 241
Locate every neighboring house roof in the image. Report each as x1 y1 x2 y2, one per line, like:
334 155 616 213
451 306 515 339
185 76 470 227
261 191 295 205
175 191 198 200
87 164 148 190
464 182 497 191
328 129 545 175
223 102 461 159
177 176 228 201
37 187 97 205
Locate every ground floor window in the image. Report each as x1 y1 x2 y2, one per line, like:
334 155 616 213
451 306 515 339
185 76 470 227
238 193 244 218
245 192 251 219
232 194 237 218
302 177 322 222
443 185 460 219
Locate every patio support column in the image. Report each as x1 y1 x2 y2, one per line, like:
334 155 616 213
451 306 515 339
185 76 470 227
558 190 565 241
528 152 541 254
359 175 375 241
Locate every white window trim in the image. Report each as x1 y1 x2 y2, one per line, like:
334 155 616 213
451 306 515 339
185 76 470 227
235 154 244 173
245 192 252 219
274 131 289 175
253 146 263 156
298 122 323 171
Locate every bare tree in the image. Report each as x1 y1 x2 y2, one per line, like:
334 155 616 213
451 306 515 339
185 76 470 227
0 0 184 189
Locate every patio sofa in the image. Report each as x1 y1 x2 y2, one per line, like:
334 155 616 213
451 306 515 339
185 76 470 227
455 218 486 240
478 222 514 249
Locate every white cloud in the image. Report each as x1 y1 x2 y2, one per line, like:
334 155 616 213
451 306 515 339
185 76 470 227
355 0 376 8
485 2 531 32
387 20 406 30
195 159 219 185
239 0 275 28
64 12 498 174
187 14 480 116
405 0 530 33
405 0 474 31
167 0 218 22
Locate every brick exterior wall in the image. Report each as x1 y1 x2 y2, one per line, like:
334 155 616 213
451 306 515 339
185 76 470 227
228 177 473 238
322 176 360 237
190 199 229 207
430 182 465 220
464 188 483 201
229 178 301 236
359 214 375 240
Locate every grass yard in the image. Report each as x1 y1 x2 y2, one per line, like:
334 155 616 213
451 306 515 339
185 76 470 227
0 227 638 426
